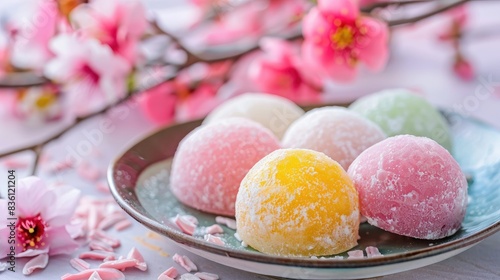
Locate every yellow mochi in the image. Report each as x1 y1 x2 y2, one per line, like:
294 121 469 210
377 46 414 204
235 149 360 257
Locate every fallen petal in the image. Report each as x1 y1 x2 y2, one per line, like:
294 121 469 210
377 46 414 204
204 234 225 246
158 267 178 280
215 216 237 230
173 215 196 235
173 254 197 272
61 268 125 280
99 259 137 270
23 253 49 275
114 219 132 231
126 247 147 271
70 258 91 272
205 224 224 235
79 251 115 260
365 246 383 258
347 250 365 259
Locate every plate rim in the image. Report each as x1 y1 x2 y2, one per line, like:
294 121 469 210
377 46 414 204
107 115 500 269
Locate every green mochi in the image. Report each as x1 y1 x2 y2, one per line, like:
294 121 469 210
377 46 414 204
349 89 452 151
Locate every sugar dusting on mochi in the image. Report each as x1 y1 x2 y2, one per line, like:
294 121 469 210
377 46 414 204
170 118 280 216
282 106 386 169
348 135 467 240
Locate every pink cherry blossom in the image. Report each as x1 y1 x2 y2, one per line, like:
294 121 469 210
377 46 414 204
138 82 178 125
44 34 131 115
11 85 63 124
9 0 59 71
0 177 80 260
248 38 320 103
453 56 474 81
70 0 148 65
301 0 389 82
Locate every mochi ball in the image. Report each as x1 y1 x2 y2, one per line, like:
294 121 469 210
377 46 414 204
203 92 305 139
348 135 468 240
236 149 359 257
170 118 280 216
282 107 386 169
349 89 452 151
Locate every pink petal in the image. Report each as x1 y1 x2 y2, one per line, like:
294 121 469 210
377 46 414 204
204 234 225 246
17 248 50 258
61 268 125 280
89 240 114 252
138 83 177 125
173 215 197 235
22 253 49 275
318 0 359 18
17 177 56 218
126 247 147 271
45 227 79 256
302 41 358 82
365 246 383 257
88 271 103 280
98 213 126 230
173 254 198 272
347 250 365 259
45 188 81 227
90 230 121 248
70 258 91 272
79 251 116 260
158 267 178 280
1 158 29 169
357 17 389 71
302 8 329 40
114 219 132 231
180 274 201 280
205 224 224 235
215 216 237 230
99 259 137 270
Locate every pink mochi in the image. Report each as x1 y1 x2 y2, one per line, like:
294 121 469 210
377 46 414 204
170 118 280 216
282 107 386 170
347 135 468 240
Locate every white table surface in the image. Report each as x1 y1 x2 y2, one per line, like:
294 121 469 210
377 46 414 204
0 1 499 279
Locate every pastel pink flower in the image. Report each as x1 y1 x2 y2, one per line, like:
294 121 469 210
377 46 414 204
0 177 80 260
70 0 148 65
138 82 177 125
248 38 320 103
11 85 63 124
302 0 389 82
44 34 131 115
453 57 474 81
9 0 59 71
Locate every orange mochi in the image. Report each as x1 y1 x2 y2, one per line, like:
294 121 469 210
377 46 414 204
235 149 359 257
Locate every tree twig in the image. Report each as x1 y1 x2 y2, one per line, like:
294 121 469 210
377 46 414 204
0 0 472 172
388 0 470 26
361 0 430 13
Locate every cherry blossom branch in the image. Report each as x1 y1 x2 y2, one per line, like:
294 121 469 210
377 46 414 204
0 0 472 175
387 0 470 26
361 0 430 13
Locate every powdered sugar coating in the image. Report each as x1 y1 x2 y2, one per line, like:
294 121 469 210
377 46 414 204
349 89 452 151
348 135 467 240
203 92 305 139
236 149 359 257
282 107 386 169
170 118 280 216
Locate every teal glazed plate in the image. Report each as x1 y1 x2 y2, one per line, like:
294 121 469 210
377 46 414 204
108 110 500 279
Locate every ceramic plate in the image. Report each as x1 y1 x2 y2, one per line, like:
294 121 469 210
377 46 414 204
108 110 500 279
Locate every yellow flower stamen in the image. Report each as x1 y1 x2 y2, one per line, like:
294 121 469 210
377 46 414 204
331 26 354 49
